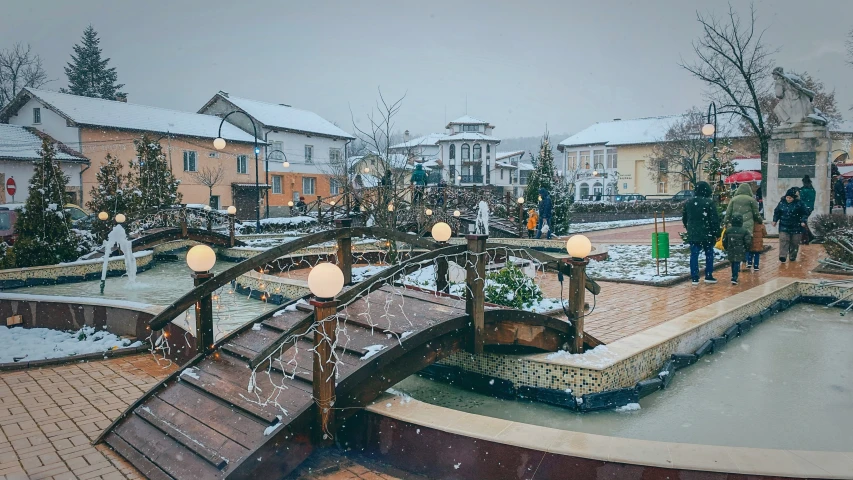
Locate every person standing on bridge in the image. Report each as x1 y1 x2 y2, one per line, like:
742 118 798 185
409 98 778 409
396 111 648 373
683 181 721 285
526 208 538 238
536 188 553 239
410 164 428 205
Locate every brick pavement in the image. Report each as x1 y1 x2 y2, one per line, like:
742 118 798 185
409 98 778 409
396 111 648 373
0 355 176 480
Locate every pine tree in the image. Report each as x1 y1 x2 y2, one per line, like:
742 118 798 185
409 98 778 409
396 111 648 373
524 134 556 204
61 26 125 99
86 153 135 241
551 176 572 236
128 134 181 212
13 139 79 267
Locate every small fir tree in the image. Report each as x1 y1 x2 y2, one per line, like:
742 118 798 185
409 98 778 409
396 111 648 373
550 175 572 235
128 135 181 212
61 26 125 99
13 139 79 267
86 153 135 241
524 134 556 204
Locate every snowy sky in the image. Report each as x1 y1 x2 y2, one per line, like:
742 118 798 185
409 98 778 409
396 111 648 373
2 0 852 138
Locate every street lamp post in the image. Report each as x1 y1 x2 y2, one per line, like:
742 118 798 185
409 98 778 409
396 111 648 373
703 102 719 184
264 149 288 219
186 245 217 354
214 110 262 233
565 235 592 353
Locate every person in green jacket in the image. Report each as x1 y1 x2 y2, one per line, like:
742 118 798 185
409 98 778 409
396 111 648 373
799 175 816 244
410 164 428 204
723 183 761 234
682 181 721 285
723 215 752 285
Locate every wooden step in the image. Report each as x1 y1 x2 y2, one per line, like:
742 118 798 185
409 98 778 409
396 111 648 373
135 404 230 470
104 432 173 480
178 368 280 424
221 342 257 360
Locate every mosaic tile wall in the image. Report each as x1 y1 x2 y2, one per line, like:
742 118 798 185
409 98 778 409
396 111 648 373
0 251 155 284
441 282 804 396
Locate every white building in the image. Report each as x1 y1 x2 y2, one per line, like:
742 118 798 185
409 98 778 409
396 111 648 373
0 124 88 205
198 91 355 205
492 150 532 197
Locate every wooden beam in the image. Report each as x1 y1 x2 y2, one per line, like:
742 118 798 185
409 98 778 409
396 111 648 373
466 234 487 354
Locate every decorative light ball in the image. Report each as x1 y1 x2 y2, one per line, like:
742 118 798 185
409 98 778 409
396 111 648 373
98 211 108 221
592 170 598 176
330 200 336 206
360 206 367 212
287 201 294 207
456 175 462 181
203 205 212 211
227 206 237 215
186 244 217 272
283 161 290 168
363 167 370 173
308 263 345 299
114 213 126 223
566 235 592 259
431 222 452 242
213 137 227 150
701 123 715 137
388 204 394 212
425 208 433 216
517 197 524 204
453 210 461 217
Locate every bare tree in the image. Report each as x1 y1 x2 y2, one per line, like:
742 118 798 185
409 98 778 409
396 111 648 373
681 3 775 187
647 108 717 188
0 43 49 108
192 164 225 207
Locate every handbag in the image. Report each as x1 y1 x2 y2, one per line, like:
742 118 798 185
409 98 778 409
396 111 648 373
540 220 550 235
714 227 726 250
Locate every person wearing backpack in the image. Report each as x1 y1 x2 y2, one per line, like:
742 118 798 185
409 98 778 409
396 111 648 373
682 181 721 285
747 216 767 271
723 215 752 285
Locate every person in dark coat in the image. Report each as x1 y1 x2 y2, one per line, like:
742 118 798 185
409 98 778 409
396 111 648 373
754 185 764 215
295 196 307 215
723 215 752 285
682 181 721 285
536 187 553 239
834 176 846 214
772 188 809 262
799 175 816 244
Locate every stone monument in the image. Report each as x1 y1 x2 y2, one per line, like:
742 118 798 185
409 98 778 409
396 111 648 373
765 67 831 235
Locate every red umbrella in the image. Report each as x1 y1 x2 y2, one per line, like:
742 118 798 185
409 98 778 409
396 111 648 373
724 171 762 184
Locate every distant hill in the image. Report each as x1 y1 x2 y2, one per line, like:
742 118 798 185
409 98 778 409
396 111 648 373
497 135 570 158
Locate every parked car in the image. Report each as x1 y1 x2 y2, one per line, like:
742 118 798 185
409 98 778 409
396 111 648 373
64 204 90 223
613 194 646 203
670 190 695 201
0 207 18 245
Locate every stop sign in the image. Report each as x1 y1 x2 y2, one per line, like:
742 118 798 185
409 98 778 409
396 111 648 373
5 178 15 197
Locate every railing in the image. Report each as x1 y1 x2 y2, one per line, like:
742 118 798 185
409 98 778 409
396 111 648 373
459 175 484 184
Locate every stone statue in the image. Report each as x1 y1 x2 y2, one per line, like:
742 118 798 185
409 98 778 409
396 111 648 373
772 67 827 127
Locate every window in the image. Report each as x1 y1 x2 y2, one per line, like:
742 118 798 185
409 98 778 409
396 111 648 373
210 196 220 210
500 169 504 180
579 151 590 169
472 144 481 160
449 144 455 160
303 177 316 195
461 144 470 160
462 124 480 132
237 155 248 174
486 145 490 153
566 152 577 170
293 191 300 202
329 148 342 165
305 145 313 164
658 182 668 194
682 180 691 191
33 108 41 124
330 178 340 195
606 149 618 169
593 182 603 196
658 160 668 173
183 151 197 172
579 184 589 199
272 176 282 194
272 141 284 160
593 150 605 170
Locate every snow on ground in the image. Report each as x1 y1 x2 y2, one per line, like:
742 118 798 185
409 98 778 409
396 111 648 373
259 216 316 226
586 244 725 282
567 217 681 235
0 325 141 363
352 265 388 282
615 403 641 412
545 344 621 368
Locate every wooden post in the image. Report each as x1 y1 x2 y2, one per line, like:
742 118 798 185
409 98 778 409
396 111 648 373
310 298 338 443
228 214 236 247
180 206 188 238
335 218 352 285
518 203 525 237
435 241 449 294
465 234 487 353
193 272 215 354
567 258 588 353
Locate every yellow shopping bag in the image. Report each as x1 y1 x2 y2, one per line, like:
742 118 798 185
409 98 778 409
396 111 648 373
714 227 726 250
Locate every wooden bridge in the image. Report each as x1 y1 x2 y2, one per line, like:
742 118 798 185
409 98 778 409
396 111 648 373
94 222 596 479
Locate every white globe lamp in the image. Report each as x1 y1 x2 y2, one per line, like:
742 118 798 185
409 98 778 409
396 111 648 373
431 222 452 243
566 235 592 260
98 211 109 221
453 210 461 217
308 263 345 300
701 123 715 137
517 197 524 205
186 245 217 273
288 200 294 207
425 208 432 216
227 205 237 215
213 137 227 150
114 213 126 223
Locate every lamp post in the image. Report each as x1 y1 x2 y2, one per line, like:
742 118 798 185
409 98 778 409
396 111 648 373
264 149 288 219
565 235 592 353
703 102 718 183
287 200 294 217
227 205 237 246
517 196 525 237
307 263 345 443
432 222 452 293
186 245 217 354
214 110 262 233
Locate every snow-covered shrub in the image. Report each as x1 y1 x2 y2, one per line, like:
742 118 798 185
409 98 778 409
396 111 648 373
824 228 853 264
811 213 853 238
570 200 685 214
238 216 317 234
484 265 543 309
72 229 99 257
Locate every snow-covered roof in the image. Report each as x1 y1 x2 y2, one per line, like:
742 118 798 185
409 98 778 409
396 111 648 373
496 150 524 160
206 93 355 140
495 161 517 169
0 124 87 162
420 159 441 168
447 115 489 126
518 162 534 171
354 173 380 189
437 132 500 142
389 133 447 149
831 120 853 134
10 88 258 143
558 114 744 149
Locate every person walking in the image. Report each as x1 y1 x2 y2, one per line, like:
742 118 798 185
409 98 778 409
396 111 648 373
723 183 761 235
799 175 816 244
754 185 764 215
410 164 428 204
748 215 767 271
772 188 809 262
846 177 853 211
526 208 538 239
536 188 553 239
834 176 846 214
682 181 721 285
723 215 752 285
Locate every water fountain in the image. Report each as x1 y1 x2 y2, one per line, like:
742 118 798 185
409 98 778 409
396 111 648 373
99 213 137 294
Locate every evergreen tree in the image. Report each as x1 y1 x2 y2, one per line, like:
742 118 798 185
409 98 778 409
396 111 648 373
61 26 125 99
550 176 572 236
86 153 135 241
128 134 181 212
524 134 556 204
13 139 79 267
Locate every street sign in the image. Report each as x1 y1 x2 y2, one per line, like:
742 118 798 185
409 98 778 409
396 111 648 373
5 178 16 197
